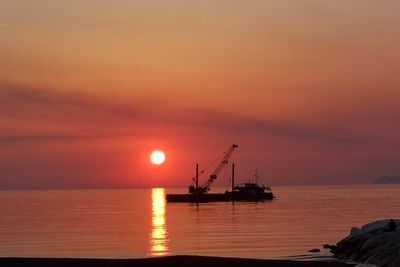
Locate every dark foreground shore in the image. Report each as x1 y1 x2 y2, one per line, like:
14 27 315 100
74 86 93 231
0 255 354 267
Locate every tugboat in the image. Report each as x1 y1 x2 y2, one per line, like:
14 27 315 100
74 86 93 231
231 169 274 201
166 144 274 203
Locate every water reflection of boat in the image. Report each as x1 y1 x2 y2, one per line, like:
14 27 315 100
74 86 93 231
166 144 274 203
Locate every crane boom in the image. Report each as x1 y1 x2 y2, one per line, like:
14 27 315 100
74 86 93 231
189 144 238 194
209 144 238 180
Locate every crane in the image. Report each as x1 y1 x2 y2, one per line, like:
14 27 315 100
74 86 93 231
189 144 238 194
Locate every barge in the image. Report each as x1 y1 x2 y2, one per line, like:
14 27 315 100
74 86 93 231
166 144 274 203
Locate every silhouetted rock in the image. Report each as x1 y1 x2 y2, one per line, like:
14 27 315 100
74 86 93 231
332 219 400 267
322 244 336 250
308 248 320 253
388 219 397 231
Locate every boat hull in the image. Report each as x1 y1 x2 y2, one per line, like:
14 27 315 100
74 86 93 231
166 191 274 203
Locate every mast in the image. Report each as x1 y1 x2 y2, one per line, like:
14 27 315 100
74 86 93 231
196 163 199 192
231 163 235 192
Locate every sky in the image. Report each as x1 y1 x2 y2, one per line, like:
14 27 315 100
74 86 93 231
1 1 400 189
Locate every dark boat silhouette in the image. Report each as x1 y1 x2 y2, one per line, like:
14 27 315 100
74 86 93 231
166 144 274 203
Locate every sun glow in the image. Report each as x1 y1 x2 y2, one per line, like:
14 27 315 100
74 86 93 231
150 150 166 165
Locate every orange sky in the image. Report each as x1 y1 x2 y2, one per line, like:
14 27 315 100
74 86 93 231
1 1 400 189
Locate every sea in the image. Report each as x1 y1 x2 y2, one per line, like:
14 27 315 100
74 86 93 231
0 185 399 259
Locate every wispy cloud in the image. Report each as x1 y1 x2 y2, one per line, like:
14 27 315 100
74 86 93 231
0 134 87 144
0 83 371 147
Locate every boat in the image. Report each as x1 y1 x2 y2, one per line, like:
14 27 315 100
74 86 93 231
166 144 275 203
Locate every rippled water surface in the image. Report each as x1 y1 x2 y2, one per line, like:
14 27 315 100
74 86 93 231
1 185 399 259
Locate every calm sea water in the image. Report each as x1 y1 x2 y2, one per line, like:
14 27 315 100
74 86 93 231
0 185 399 259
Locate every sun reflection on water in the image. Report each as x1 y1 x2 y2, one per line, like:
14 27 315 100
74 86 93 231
150 188 169 256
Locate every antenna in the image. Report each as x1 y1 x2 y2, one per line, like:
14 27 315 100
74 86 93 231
255 169 260 184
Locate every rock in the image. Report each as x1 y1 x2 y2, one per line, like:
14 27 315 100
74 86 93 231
322 243 336 250
360 234 384 254
388 257 400 267
350 226 361 236
308 248 320 253
332 219 400 267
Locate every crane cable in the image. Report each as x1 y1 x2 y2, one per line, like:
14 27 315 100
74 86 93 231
191 148 232 185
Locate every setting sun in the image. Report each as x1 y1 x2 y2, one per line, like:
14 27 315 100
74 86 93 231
150 151 166 165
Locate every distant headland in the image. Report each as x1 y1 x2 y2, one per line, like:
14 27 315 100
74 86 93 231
373 175 400 184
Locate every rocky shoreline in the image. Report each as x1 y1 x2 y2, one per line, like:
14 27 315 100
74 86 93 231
3 220 399 267
325 219 400 267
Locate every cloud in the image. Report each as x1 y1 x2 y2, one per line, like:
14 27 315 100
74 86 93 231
1 84 399 189
229 118 367 146
0 134 86 144
0 84 146 126
0 83 371 147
